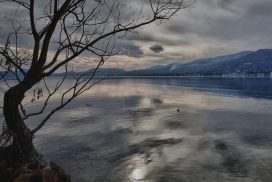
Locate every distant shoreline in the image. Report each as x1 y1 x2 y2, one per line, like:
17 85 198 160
108 75 272 79
5 75 272 80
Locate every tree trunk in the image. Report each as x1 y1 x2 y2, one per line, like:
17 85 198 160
3 81 38 161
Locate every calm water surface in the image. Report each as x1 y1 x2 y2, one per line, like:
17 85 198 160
2 78 272 182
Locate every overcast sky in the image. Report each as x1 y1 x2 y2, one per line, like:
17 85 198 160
1 0 272 70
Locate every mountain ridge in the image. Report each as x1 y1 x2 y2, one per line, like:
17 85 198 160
123 49 272 76
2 49 272 78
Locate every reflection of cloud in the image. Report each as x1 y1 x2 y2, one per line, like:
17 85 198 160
27 78 272 181
108 138 183 163
214 139 248 174
131 168 145 180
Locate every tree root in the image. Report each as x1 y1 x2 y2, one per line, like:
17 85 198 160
0 147 70 182
12 161 70 182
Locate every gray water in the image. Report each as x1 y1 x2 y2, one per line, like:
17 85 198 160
2 78 272 182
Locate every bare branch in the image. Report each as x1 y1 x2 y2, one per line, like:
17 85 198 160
24 65 68 119
0 0 192 135
31 58 105 134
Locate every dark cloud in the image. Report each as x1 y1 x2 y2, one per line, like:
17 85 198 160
217 0 234 9
1 0 272 69
126 32 155 42
247 1 272 16
119 42 144 57
150 44 164 53
166 24 191 34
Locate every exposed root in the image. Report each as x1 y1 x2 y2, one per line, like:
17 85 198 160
0 146 70 182
12 161 70 182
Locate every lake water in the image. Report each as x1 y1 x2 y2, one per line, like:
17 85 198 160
2 77 272 182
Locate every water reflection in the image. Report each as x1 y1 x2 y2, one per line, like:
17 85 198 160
2 78 272 181
131 168 145 180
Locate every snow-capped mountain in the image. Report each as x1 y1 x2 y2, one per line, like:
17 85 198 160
124 49 272 76
2 49 272 78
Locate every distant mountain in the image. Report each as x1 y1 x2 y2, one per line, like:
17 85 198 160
53 67 126 77
168 51 253 74
123 49 272 76
3 49 272 78
0 68 126 79
124 63 176 76
0 71 24 79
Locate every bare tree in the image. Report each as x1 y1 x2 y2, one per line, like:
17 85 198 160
0 0 192 163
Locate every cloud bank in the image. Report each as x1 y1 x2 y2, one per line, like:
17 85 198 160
0 0 272 70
